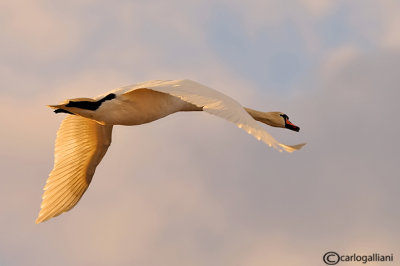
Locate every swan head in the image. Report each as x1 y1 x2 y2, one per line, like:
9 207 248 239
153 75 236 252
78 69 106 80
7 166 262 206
279 113 300 132
257 111 300 131
244 108 301 132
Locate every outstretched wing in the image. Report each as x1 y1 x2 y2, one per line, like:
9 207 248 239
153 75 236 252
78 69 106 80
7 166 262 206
121 79 304 152
36 115 112 223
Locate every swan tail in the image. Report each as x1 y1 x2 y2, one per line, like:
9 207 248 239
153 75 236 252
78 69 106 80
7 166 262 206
47 104 65 109
47 104 75 115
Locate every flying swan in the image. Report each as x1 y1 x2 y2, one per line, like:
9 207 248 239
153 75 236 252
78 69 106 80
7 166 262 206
36 79 305 223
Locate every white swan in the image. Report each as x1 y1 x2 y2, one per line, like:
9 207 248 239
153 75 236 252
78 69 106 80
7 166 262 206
36 79 305 223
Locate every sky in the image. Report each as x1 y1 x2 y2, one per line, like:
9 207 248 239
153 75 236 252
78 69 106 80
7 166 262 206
0 0 400 265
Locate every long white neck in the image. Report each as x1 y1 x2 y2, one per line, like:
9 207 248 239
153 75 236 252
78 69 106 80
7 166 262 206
244 108 283 128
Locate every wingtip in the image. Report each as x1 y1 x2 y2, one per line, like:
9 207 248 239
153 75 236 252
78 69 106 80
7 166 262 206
279 142 306 153
35 216 43 224
35 213 51 224
35 209 49 224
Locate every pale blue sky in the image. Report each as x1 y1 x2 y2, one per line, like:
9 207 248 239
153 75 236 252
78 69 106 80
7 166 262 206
1 1 399 265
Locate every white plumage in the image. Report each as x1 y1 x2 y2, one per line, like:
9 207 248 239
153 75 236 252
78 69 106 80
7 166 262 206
36 116 112 223
120 80 301 152
36 79 305 223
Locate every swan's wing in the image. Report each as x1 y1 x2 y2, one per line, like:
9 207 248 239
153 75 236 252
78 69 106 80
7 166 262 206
121 79 304 153
36 115 112 223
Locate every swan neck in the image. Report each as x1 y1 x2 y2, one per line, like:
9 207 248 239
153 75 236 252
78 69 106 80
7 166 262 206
244 108 282 127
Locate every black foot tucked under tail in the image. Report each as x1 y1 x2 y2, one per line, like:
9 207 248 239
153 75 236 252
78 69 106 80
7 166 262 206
65 93 116 111
54 109 74 115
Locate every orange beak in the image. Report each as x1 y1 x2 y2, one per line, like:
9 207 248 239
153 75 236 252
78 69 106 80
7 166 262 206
285 118 300 132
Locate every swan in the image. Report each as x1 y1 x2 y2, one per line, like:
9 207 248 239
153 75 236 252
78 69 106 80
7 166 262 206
36 79 305 223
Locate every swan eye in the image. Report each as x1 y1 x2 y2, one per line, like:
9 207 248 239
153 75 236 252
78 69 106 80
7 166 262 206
280 114 288 120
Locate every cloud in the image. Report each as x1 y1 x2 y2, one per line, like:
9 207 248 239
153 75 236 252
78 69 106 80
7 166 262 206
0 1 80 59
301 0 336 18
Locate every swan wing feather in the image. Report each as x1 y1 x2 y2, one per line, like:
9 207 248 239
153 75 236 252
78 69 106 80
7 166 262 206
121 79 304 152
36 115 112 223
